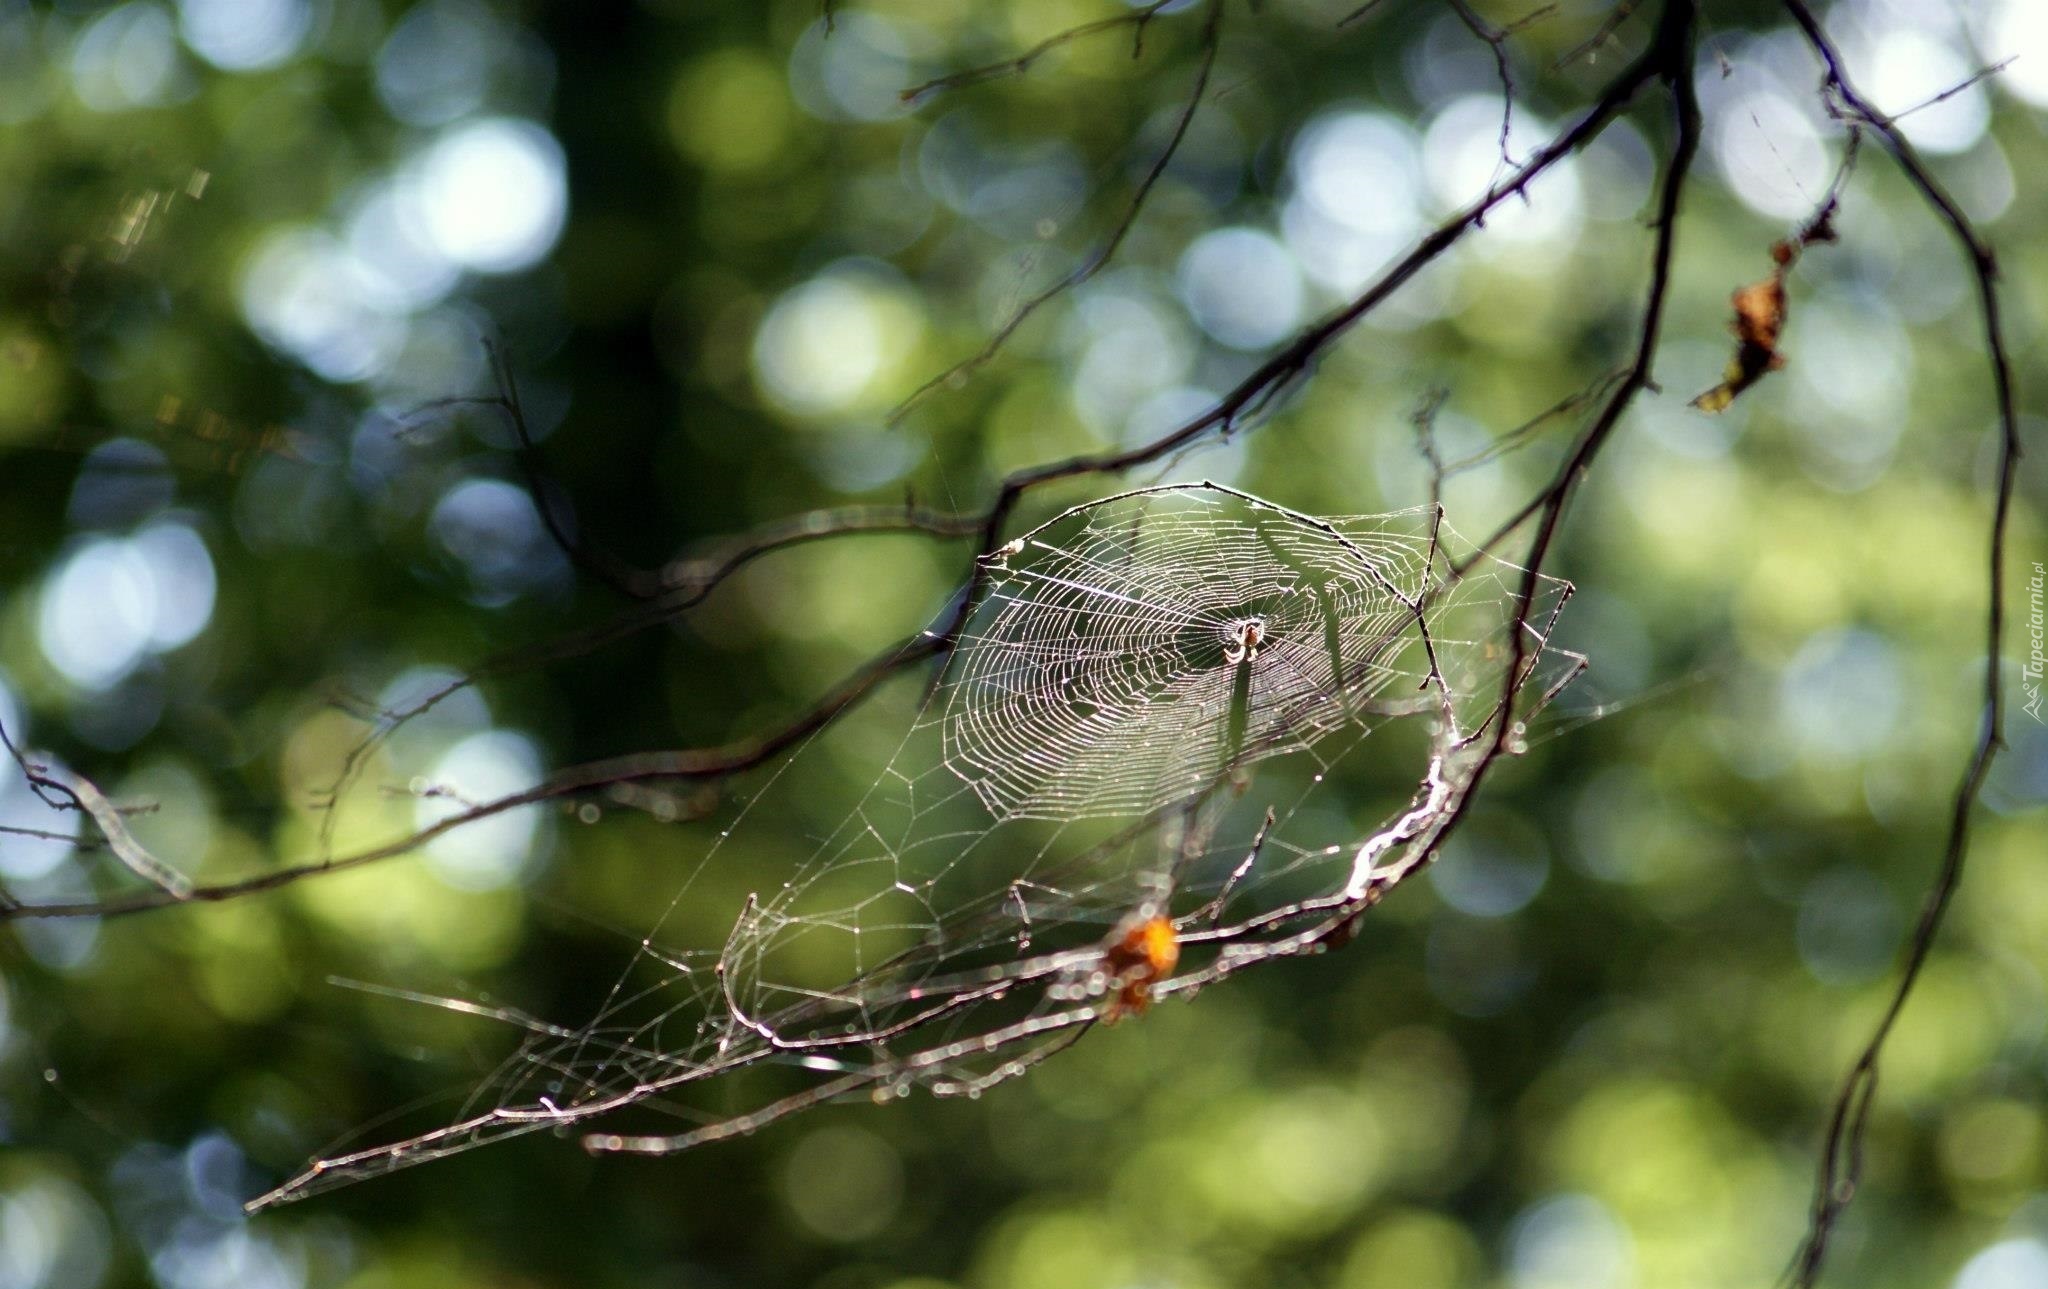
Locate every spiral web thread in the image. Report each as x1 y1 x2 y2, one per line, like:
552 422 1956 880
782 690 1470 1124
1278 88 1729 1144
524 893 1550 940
249 483 1574 1210
945 487 1446 821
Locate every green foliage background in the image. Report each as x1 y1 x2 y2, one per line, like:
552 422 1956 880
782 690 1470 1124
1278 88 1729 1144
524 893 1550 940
1 1 2045 1287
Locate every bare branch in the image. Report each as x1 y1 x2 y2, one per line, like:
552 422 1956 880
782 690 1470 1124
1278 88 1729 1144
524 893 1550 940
309 496 984 806
5 635 944 921
50 767 192 900
1447 0 1562 171
899 1 1183 105
0 717 190 899
1776 3 2024 1284
1393 0 1697 987
1491 0 1699 755
483 339 644 600
1427 368 1631 505
889 0 1225 423
408 344 644 601
642 502 983 598
0 823 102 847
1558 0 1644 67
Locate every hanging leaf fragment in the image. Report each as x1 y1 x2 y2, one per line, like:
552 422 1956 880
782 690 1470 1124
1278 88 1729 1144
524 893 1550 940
1690 241 1792 413
1690 210 1837 414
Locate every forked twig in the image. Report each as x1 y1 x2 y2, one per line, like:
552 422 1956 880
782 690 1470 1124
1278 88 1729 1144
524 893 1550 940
0 718 190 899
1447 0 1562 172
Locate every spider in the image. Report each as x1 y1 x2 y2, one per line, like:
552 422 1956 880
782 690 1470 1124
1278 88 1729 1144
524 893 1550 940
1098 913 1180 1023
1222 616 1266 666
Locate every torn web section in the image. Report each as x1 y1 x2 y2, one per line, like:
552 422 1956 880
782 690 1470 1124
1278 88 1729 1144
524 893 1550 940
249 647 1173 1210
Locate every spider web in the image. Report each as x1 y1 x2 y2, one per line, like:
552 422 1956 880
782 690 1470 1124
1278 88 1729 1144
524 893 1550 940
248 483 1576 1210
945 490 1438 820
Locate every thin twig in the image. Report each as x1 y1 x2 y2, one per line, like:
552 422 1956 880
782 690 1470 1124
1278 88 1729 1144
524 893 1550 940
0 718 191 899
1205 806 1275 929
1411 387 1452 514
646 502 983 597
899 1 1182 104
1447 0 1562 171
1338 0 1395 28
1776 3 2023 1284
484 339 642 600
0 823 103 847
889 0 1225 423
1558 0 1644 67
1443 369 1631 484
1891 56 2013 121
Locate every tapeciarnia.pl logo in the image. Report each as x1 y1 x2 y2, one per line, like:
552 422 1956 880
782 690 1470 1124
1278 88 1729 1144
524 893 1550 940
2025 560 2045 724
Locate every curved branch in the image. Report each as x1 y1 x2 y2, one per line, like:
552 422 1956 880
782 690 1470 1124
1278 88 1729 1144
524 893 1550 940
1492 0 1698 751
1342 0 1697 1017
1446 0 1562 172
1 718 189 899
1776 3 2024 1284
899 1 1182 105
5 635 945 921
645 503 984 597
889 0 1225 423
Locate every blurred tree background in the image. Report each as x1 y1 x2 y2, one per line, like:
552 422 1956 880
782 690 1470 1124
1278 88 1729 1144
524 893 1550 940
1 0 2046 1287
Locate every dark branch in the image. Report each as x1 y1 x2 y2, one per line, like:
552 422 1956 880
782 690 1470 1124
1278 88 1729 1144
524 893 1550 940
888 0 1225 423
485 339 644 600
1337 0 1394 28
898 0 1182 105
1777 3 2023 1284
1488 0 1698 763
9 635 948 921
1446 0 1562 170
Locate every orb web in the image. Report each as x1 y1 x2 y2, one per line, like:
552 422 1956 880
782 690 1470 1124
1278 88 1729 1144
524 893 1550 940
943 486 1438 820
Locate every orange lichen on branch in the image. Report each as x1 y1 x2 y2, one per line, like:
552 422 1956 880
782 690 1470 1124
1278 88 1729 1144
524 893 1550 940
1099 914 1179 1023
